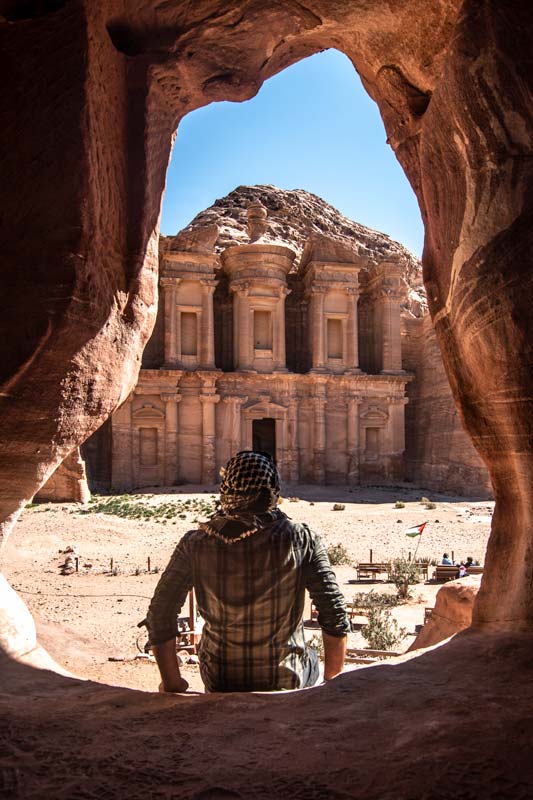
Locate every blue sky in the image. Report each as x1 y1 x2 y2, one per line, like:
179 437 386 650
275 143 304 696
161 49 424 257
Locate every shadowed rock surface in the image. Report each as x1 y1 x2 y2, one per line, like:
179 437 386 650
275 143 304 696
1 631 533 799
0 2 532 796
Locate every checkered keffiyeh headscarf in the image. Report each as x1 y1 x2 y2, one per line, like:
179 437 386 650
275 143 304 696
200 451 282 543
220 451 280 512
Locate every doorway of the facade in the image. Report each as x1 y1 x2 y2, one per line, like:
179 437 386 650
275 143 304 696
252 418 276 461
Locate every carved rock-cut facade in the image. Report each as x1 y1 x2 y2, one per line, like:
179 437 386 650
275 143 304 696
109 203 410 489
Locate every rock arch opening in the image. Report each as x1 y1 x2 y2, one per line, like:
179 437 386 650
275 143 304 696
0 0 532 738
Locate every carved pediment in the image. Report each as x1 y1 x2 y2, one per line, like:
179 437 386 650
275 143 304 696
360 406 389 424
132 404 165 420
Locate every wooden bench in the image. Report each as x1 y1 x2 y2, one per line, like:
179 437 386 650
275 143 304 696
432 564 484 582
356 562 390 581
433 565 459 581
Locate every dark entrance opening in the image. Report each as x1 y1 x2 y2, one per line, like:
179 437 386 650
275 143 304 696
252 418 276 462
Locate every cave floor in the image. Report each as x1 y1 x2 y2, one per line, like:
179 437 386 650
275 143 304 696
1 630 532 800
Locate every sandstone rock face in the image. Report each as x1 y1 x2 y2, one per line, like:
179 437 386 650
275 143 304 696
402 315 492 497
409 575 481 652
35 449 90 504
0 0 531 633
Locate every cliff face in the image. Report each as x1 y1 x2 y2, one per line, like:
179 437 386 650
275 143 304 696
402 316 492 498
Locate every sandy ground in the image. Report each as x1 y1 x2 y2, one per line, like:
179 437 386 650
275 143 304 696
1 483 492 693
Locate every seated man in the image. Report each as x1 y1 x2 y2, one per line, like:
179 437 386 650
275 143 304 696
441 552 453 565
145 450 350 693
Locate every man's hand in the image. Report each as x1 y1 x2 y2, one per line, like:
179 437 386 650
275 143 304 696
153 639 189 693
158 677 189 694
322 631 347 680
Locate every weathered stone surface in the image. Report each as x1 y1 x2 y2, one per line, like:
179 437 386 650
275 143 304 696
402 315 492 497
409 575 481 651
0 0 531 653
35 449 90 504
170 184 427 318
2 629 533 798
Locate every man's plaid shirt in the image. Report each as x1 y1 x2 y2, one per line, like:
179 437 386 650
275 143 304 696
146 512 350 692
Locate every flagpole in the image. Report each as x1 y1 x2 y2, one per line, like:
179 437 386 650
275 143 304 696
412 522 427 561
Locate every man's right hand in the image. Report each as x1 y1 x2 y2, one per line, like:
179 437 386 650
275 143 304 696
153 639 189 693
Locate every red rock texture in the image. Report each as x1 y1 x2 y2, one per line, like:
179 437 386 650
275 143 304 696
402 315 492 497
0 0 531 642
409 575 480 651
2 630 533 799
35 449 90 504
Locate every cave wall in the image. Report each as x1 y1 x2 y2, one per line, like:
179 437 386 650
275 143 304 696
0 1 532 632
402 315 492 498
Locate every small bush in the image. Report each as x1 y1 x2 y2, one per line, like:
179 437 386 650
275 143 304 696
425 501 437 509
351 590 400 612
394 500 405 509
389 557 421 599
327 543 352 566
362 607 406 651
420 496 430 504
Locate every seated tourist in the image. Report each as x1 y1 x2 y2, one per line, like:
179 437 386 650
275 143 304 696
458 563 468 578
465 556 474 570
441 552 453 565
145 450 350 693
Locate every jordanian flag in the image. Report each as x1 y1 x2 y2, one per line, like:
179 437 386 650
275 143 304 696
405 522 427 537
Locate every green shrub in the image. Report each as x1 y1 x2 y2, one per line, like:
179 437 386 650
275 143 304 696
79 495 217 523
351 590 400 612
389 557 421 599
394 500 405 509
362 607 406 651
327 543 352 566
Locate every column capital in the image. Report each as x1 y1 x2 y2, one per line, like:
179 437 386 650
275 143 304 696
160 276 181 288
347 392 363 404
199 393 220 405
199 279 217 293
222 395 248 406
160 391 181 403
345 286 360 297
230 280 250 296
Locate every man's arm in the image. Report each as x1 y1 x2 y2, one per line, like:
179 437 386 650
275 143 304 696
322 630 347 680
145 534 194 692
153 639 189 694
304 529 351 680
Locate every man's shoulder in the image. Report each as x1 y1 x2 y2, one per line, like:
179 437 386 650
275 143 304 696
274 516 316 546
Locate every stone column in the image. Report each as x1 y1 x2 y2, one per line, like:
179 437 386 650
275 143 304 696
232 283 252 370
222 396 247 458
200 281 216 368
273 287 289 372
161 391 181 486
111 397 133 491
161 277 179 366
345 287 360 372
313 384 327 484
310 288 326 372
380 289 403 373
200 392 220 484
288 388 299 482
346 392 362 486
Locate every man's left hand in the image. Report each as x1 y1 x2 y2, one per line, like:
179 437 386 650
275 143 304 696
158 678 189 694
